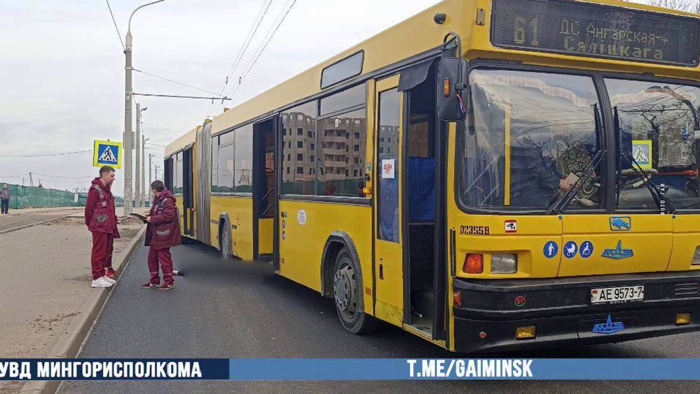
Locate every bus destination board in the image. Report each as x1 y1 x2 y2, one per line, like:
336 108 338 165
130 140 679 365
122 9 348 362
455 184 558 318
491 0 700 66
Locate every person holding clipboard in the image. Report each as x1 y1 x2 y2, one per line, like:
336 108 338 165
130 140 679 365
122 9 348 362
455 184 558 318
140 180 181 291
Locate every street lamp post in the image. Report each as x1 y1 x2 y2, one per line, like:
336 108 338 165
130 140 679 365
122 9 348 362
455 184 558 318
124 0 168 215
124 31 133 214
135 103 143 208
135 105 147 208
143 136 149 205
148 153 154 205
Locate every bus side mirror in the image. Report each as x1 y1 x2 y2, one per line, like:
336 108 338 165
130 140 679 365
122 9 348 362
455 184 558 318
437 57 468 122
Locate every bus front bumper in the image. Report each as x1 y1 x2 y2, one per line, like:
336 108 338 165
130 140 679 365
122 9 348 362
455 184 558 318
452 271 700 354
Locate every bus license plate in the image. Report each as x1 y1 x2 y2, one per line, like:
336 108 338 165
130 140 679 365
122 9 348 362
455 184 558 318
590 286 644 304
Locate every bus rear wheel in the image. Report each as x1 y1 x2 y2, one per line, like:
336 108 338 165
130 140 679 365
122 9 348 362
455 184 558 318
333 248 378 334
220 223 232 260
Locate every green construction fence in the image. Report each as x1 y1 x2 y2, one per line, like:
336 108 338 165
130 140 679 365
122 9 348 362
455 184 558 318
0 183 125 209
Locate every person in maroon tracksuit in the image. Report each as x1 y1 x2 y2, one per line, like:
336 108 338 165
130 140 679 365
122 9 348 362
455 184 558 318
142 180 181 291
85 166 120 288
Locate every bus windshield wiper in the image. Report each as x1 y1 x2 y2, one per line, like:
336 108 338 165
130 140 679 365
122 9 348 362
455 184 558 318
546 149 606 215
619 151 675 214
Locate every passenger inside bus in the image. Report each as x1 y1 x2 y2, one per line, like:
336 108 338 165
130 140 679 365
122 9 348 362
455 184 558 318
463 69 603 211
510 145 575 207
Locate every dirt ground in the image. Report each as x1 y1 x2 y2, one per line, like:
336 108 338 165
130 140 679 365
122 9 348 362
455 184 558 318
0 207 81 233
0 214 143 393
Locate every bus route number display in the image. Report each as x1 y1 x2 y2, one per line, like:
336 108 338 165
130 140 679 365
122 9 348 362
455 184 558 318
491 0 700 66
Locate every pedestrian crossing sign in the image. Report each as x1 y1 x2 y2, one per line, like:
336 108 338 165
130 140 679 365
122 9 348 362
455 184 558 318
632 140 652 169
93 140 123 169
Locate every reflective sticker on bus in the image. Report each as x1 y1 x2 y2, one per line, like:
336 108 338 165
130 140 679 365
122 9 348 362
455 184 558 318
297 209 307 225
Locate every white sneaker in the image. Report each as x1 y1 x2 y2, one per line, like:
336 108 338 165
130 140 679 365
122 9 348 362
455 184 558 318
91 277 114 288
102 276 116 284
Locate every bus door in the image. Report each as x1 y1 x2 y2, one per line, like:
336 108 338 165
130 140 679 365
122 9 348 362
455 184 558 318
182 147 195 237
401 59 446 340
252 117 276 260
373 76 405 327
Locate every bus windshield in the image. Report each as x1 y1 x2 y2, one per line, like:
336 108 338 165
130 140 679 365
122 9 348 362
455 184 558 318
607 78 700 211
460 69 604 212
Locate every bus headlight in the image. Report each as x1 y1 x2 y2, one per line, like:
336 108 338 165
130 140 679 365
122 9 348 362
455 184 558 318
492 253 518 274
692 247 700 265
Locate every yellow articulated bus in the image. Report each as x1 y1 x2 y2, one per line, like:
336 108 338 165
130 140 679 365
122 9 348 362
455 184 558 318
164 0 700 353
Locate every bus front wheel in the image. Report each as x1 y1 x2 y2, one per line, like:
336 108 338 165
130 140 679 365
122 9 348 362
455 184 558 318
333 248 378 334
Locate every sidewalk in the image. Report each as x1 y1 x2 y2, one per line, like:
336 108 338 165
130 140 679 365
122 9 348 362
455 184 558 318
0 211 146 393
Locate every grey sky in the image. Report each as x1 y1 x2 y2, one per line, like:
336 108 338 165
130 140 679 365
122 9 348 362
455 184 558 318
0 0 654 195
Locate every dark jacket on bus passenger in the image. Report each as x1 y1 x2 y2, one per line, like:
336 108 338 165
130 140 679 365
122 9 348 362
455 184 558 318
509 145 563 207
145 188 181 250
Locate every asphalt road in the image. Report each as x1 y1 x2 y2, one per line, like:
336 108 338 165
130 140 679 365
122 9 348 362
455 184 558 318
61 242 700 393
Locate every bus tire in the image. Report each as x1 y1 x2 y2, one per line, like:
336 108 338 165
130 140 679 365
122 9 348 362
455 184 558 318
220 222 232 260
333 248 378 334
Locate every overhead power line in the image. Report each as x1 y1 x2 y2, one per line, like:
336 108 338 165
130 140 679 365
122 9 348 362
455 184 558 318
0 150 92 158
241 0 297 82
141 122 185 134
226 0 274 80
33 173 95 179
206 0 274 118
133 92 231 101
105 0 125 51
214 0 297 115
134 68 226 97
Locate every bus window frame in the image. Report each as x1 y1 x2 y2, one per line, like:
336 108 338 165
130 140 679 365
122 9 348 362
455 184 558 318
456 60 609 215
280 83 372 205
166 144 194 196
601 71 700 215
204 47 447 206
211 126 254 198
320 50 365 90
455 59 700 216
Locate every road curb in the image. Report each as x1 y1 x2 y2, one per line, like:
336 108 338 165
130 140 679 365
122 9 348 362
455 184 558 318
19 225 147 394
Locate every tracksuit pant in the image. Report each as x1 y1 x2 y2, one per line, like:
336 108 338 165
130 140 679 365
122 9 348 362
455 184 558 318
91 232 114 280
148 247 174 286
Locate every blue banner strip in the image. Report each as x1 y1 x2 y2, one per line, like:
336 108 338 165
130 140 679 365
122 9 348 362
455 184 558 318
5 359 700 380
228 359 700 380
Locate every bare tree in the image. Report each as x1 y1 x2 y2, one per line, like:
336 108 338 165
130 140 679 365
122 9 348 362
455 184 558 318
648 0 700 13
